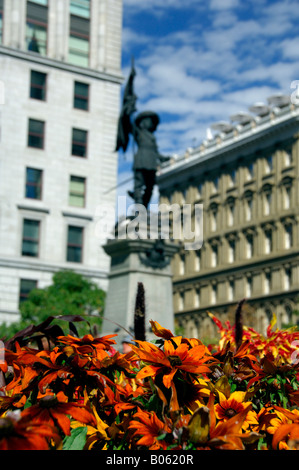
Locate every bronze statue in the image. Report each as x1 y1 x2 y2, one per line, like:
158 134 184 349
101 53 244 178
116 62 170 208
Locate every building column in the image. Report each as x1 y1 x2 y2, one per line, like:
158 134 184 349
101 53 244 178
48 0 70 62
89 0 106 71
3 0 26 49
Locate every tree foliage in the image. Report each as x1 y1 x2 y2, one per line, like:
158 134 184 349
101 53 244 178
0 270 105 339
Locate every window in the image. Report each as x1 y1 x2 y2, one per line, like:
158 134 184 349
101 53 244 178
19 279 37 305
198 182 203 199
212 177 219 194
179 254 185 275
194 251 201 271
74 81 89 110
227 201 235 226
181 188 187 204
25 168 43 200
211 284 217 305
247 162 254 180
246 234 254 258
22 219 40 257
284 268 292 290
245 277 252 297
211 244 218 267
67 226 83 263
210 206 217 232
264 272 272 294
72 128 87 157
245 196 253 221
228 280 234 301
178 292 184 311
30 70 47 101
284 149 292 166
194 288 200 308
26 1 48 56
263 189 272 216
28 119 45 149
264 229 273 254
69 176 86 207
284 224 293 249
70 0 90 18
265 155 273 174
229 169 236 187
283 184 291 210
228 239 236 263
69 3 90 67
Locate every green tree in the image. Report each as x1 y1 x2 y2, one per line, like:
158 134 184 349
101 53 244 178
0 270 106 339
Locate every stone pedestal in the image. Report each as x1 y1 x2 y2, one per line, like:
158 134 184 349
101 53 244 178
101 234 179 350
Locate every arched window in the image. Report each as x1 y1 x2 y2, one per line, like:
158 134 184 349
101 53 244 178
209 203 218 232
243 190 254 222
226 196 236 227
261 184 272 216
280 177 293 210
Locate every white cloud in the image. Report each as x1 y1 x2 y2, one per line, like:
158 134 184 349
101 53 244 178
210 0 239 10
121 27 150 52
123 0 203 13
120 0 299 157
280 38 299 60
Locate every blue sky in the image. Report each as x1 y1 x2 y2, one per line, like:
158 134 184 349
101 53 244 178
117 0 299 199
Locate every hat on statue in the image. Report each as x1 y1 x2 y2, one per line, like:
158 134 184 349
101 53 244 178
135 111 160 128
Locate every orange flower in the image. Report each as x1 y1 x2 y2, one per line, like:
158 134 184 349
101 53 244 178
129 409 171 450
188 394 257 450
21 392 96 436
57 333 117 356
272 423 299 450
132 337 214 411
149 320 174 340
268 406 299 449
0 392 27 412
215 391 259 431
0 414 61 450
134 337 213 386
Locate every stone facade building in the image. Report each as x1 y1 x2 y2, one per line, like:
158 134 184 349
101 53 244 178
0 0 123 324
157 97 299 340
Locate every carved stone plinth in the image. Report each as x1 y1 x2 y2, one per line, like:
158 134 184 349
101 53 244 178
101 233 179 350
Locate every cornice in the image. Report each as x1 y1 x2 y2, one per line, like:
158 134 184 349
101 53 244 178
0 46 124 84
0 256 108 279
158 105 299 188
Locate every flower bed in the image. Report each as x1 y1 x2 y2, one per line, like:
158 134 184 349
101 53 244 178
1 308 299 450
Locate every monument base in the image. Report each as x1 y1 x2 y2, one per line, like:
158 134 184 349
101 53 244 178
101 235 179 350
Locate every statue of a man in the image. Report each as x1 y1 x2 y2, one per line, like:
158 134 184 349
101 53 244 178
128 111 169 208
115 63 170 208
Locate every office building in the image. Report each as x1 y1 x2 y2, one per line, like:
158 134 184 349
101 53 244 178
158 96 299 339
0 0 123 324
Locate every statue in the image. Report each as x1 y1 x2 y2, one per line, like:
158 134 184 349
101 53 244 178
115 60 170 208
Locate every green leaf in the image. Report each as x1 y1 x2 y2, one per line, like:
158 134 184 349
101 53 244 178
63 426 88 450
156 433 167 441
